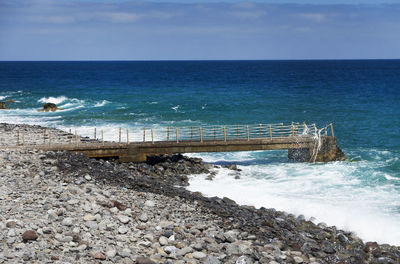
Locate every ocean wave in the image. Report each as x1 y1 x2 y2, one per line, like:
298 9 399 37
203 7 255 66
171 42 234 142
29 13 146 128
171 105 180 112
94 100 109 107
38 96 68 105
0 96 7 100
187 158 400 245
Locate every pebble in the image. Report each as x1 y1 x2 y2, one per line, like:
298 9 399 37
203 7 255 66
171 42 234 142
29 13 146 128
21 230 38 241
117 215 130 224
118 226 129 234
62 218 73 226
193 251 207 259
159 236 169 246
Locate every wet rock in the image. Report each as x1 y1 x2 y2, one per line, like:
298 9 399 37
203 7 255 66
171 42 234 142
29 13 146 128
39 103 63 112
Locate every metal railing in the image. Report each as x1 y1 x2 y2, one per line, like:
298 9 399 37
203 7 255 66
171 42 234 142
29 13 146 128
3 122 335 147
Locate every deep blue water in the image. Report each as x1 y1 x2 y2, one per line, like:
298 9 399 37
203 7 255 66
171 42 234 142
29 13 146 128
1 60 400 244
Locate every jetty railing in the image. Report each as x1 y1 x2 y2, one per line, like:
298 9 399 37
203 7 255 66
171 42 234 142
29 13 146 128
7 122 336 147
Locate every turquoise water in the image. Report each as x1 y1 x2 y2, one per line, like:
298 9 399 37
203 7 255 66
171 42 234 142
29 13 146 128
1 60 399 244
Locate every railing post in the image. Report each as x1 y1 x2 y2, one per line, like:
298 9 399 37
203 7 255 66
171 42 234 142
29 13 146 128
330 123 335 137
223 127 226 142
94 128 96 140
246 126 249 141
49 133 51 145
200 127 203 142
44 129 47 144
143 127 146 142
101 130 104 145
291 122 294 136
269 124 272 139
119 128 121 144
17 131 20 146
75 131 78 146
214 125 216 141
151 128 154 144
303 122 306 134
176 128 179 143
22 132 25 146
167 126 170 141
126 129 129 144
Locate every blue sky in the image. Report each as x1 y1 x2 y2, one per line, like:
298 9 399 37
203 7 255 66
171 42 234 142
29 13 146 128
0 0 399 60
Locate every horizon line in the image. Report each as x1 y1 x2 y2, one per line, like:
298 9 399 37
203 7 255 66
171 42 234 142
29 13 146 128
1 58 400 62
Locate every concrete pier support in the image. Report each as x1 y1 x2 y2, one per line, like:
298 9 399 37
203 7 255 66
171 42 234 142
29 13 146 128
288 136 345 162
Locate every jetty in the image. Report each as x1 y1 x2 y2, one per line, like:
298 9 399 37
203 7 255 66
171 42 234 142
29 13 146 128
8 123 345 163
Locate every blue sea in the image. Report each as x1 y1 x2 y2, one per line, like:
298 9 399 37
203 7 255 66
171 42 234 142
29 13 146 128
1 60 399 245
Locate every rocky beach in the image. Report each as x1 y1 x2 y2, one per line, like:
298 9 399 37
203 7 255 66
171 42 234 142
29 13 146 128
1 123 400 264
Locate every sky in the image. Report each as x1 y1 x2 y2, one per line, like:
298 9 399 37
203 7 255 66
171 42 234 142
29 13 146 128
0 0 399 60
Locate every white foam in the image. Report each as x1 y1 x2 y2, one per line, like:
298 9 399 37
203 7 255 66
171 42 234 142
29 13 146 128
187 156 400 245
171 105 180 112
0 96 7 100
94 100 109 107
38 96 68 105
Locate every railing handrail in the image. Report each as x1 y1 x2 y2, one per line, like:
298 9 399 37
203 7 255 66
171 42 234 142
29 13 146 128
5 122 335 147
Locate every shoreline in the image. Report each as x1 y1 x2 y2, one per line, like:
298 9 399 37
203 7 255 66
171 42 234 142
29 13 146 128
1 123 399 263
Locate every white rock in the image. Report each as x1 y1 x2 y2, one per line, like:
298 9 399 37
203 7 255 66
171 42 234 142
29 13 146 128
144 200 155 207
84 174 92 181
159 236 169 246
164 246 177 254
293 256 304 263
83 214 94 221
106 247 116 258
193 251 207 259
77 244 87 251
117 215 130 224
118 226 128 234
62 218 73 226
139 213 148 222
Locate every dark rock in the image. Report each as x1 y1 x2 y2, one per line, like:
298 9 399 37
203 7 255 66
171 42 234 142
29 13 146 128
22 230 38 242
0 102 8 109
112 200 127 211
39 103 62 112
364 241 380 253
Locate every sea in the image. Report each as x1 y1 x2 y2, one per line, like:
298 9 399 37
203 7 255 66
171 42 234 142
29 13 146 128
0 60 399 245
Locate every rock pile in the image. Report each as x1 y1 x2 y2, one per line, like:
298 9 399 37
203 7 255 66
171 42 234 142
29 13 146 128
0 124 399 263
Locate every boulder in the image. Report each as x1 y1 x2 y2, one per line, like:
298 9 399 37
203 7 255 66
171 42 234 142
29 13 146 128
38 103 63 112
0 102 8 109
